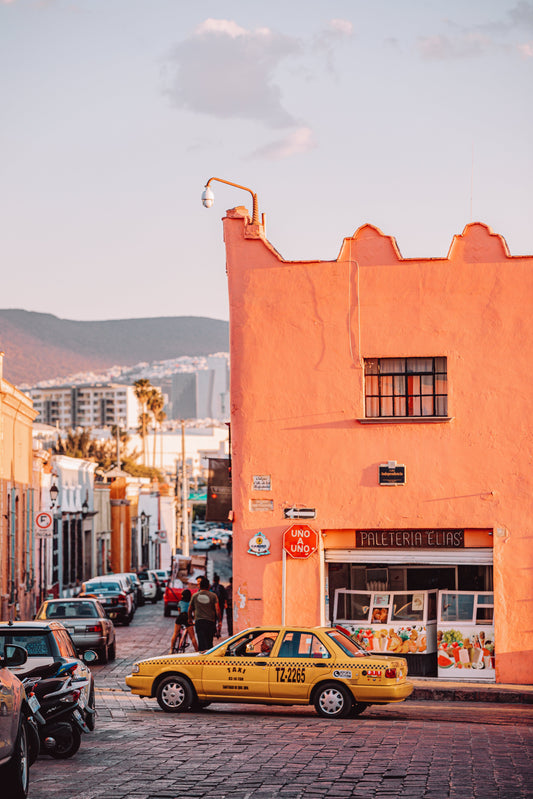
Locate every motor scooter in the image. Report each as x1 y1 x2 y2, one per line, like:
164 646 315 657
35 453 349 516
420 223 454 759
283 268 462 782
22 661 94 759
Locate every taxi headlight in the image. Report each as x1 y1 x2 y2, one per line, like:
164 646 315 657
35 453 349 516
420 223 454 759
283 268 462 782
131 663 140 674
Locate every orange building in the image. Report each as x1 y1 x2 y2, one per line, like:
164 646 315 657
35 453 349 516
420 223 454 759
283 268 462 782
0 352 39 620
223 207 532 685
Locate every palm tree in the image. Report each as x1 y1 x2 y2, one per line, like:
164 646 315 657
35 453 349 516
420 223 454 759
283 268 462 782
147 388 165 468
133 379 153 466
156 407 167 470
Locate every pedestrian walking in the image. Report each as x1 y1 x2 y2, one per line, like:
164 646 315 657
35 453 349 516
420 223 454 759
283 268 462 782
225 576 233 636
188 576 221 651
210 573 227 629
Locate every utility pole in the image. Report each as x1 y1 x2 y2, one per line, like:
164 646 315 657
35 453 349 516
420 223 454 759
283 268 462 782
116 422 121 469
181 420 189 557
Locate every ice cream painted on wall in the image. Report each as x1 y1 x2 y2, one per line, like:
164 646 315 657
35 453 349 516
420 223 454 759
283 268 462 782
437 592 495 679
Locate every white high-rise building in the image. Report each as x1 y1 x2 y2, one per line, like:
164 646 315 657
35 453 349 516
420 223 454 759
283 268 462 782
27 384 140 429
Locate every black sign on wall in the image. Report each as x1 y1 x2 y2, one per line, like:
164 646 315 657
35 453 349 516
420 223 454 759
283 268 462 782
356 529 465 548
206 458 232 522
379 464 406 485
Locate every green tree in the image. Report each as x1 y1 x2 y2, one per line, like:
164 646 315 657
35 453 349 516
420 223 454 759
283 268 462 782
52 428 116 470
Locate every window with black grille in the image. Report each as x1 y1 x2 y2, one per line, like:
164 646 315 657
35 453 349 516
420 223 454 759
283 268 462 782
365 357 447 418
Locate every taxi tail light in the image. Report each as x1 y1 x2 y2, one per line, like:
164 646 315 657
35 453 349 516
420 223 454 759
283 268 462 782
385 668 397 679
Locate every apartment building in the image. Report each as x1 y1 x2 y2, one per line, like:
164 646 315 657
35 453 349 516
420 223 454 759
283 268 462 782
28 383 139 429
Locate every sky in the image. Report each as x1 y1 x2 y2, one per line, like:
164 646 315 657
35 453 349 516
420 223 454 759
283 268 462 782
1 0 532 322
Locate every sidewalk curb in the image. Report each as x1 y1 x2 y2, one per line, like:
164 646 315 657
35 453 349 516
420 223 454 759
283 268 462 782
410 682 533 704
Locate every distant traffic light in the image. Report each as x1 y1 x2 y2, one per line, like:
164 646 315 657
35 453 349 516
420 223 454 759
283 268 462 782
206 457 232 522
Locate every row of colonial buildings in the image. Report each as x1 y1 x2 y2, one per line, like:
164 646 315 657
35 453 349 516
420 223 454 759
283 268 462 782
0 351 178 621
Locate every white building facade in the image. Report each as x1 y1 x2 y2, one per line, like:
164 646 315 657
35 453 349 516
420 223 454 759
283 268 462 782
27 384 140 429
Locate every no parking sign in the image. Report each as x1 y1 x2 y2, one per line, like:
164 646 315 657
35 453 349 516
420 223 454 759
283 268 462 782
35 511 53 537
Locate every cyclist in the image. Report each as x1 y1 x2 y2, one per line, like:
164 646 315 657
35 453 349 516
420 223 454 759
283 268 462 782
170 589 198 653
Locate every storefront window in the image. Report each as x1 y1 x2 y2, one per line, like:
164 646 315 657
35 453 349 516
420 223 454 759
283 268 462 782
348 592 371 621
440 592 475 622
391 593 425 621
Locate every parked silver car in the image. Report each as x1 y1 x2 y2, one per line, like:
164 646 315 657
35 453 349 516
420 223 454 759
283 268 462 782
78 575 135 625
35 598 116 664
0 644 33 798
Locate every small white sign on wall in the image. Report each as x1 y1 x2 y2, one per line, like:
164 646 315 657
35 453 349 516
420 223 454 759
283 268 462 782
252 475 272 491
250 499 274 512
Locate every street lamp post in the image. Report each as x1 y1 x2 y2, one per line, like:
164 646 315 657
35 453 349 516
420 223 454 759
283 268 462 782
201 177 261 225
181 420 189 557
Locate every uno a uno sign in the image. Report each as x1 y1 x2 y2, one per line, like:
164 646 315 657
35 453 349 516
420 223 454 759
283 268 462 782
283 524 318 559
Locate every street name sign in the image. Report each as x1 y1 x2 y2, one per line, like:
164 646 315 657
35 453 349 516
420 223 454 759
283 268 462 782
283 524 319 559
283 507 316 520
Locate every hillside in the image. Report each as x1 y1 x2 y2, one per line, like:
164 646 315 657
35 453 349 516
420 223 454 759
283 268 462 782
0 310 229 386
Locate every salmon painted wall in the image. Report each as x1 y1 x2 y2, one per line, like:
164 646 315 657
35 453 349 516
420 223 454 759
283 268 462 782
223 207 533 685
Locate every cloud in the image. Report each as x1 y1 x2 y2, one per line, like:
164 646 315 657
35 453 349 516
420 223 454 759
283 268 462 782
313 18 353 74
508 1 533 31
164 18 353 158
418 33 492 59
418 2 533 59
164 18 301 129
250 126 316 160
517 42 533 56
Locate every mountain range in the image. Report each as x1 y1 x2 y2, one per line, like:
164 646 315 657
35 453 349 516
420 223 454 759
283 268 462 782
0 309 229 386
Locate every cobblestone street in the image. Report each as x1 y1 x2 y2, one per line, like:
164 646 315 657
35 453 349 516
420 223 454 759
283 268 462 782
28 586 533 799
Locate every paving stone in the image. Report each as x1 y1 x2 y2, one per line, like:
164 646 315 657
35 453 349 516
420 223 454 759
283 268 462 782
27 602 533 799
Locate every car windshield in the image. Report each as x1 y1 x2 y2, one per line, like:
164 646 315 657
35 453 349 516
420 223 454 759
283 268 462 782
0 630 53 657
84 582 121 592
327 629 368 657
137 573 150 581
40 602 98 619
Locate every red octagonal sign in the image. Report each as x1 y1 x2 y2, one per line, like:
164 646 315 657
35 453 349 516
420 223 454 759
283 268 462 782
283 524 319 559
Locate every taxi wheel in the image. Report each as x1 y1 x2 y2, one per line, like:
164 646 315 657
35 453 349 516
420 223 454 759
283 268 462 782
156 675 193 713
314 683 353 719
2 722 29 799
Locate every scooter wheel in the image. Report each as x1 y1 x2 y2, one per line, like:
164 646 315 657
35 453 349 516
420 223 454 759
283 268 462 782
49 724 82 759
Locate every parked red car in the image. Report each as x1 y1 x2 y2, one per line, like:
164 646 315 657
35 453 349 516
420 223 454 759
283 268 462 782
163 580 184 617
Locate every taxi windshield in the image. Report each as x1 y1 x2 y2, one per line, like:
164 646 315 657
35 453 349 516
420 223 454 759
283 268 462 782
327 629 368 657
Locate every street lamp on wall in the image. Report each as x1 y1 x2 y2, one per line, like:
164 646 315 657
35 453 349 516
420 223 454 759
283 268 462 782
49 480 59 508
201 177 261 225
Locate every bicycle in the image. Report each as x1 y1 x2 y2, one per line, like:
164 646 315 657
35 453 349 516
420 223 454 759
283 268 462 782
172 621 199 654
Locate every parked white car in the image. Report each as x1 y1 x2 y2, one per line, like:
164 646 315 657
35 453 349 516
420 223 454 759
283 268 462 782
137 569 163 604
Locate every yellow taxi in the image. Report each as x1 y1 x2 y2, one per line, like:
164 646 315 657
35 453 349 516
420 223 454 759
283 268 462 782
125 626 413 719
